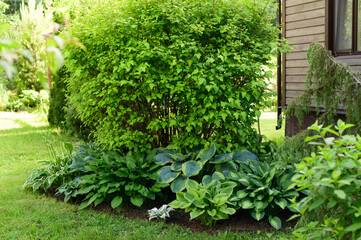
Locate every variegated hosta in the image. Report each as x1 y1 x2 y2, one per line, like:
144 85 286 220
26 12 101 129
168 174 237 227
228 161 299 230
155 143 259 193
148 204 174 221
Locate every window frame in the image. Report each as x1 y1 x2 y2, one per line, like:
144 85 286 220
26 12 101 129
329 0 361 56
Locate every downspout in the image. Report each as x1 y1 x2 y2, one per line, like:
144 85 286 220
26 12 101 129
276 0 282 130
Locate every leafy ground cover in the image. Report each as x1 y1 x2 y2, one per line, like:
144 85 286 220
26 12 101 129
0 111 292 239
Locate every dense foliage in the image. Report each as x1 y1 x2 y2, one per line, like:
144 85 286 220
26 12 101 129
273 130 315 167
48 66 92 139
23 142 79 192
169 176 237 227
287 42 361 133
13 0 54 92
74 149 167 209
155 143 259 192
48 67 67 127
292 120 361 239
0 0 71 114
24 139 296 229
228 161 298 230
65 0 284 152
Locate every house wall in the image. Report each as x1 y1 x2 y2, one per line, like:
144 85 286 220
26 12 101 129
284 0 361 136
284 0 326 106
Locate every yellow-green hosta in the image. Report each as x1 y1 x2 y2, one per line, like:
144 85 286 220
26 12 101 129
169 175 237 227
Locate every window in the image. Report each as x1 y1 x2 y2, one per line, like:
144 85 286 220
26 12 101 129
329 0 361 55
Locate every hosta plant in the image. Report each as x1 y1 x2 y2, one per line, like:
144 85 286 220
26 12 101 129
68 143 103 172
156 143 216 192
23 142 76 192
292 120 361 239
23 142 102 193
156 143 259 192
56 176 82 202
228 161 298 230
76 149 167 210
148 204 174 221
169 174 237 227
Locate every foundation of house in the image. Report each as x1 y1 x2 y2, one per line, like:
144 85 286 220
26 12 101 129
285 111 347 137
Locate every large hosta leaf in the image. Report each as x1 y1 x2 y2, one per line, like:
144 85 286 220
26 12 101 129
251 210 265 221
209 153 233 164
182 161 203 177
233 150 258 163
254 200 266 211
131 196 144 207
185 179 199 190
172 153 191 162
157 166 180 183
269 215 282 230
190 210 205 220
274 198 288 209
240 198 253 209
111 196 123 209
215 162 238 177
197 143 216 163
170 161 184 171
154 153 173 164
236 189 248 199
171 175 188 192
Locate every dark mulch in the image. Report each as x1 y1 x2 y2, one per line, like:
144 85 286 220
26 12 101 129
48 187 297 234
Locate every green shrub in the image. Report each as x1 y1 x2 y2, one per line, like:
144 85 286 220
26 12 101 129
20 90 46 108
292 120 361 239
169 175 237 227
48 67 94 140
63 99 94 140
65 0 285 152
0 83 9 110
4 89 49 112
273 129 314 167
13 0 54 92
52 0 81 24
48 67 68 128
5 91 24 111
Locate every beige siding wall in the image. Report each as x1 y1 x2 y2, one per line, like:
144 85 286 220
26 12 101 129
285 0 361 106
337 57 361 74
285 0 326 105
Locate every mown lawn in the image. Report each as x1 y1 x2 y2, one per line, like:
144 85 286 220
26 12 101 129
0 111 290 240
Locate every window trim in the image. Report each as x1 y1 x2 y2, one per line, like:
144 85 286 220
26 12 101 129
329 0 361 56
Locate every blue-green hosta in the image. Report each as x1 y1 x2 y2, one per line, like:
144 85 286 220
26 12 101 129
169 174 237 227
228 161 298 230
155 143 259 193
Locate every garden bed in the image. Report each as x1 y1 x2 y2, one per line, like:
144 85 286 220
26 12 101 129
51 187 297 234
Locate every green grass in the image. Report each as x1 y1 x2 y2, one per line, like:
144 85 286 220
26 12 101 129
257 112 285 145
0 111 291 240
